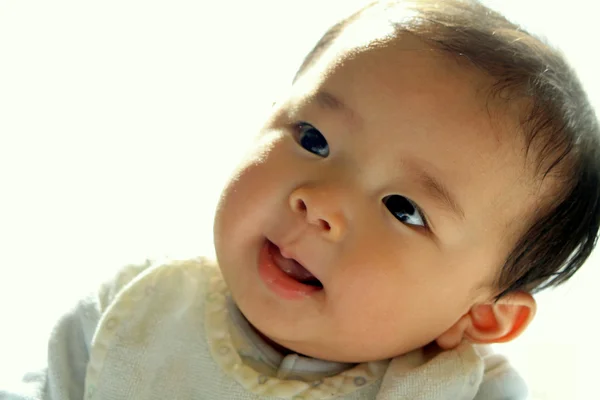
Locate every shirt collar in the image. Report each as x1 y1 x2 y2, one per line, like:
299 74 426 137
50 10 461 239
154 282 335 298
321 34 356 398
226 296 355 381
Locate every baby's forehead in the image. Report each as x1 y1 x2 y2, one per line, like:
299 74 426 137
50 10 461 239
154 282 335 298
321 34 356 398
302 32 498 109
298 34 524 148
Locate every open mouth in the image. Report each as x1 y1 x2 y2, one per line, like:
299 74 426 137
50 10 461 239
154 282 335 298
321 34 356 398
268 241 323 289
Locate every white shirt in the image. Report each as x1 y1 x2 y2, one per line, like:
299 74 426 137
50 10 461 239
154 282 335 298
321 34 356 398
0 258 528 399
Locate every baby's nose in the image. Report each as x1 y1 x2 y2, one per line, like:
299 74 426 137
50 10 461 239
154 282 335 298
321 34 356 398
289 186 348 242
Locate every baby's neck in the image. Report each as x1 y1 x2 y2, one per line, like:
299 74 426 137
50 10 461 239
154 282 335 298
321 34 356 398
248 324 296 356
245 316 335 360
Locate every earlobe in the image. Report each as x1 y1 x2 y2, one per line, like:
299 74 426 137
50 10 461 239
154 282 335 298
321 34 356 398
435 291 536 350
465 291 536 344
436 314 471 350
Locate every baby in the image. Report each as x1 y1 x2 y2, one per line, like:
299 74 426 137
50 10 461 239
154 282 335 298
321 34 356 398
3 0 599 399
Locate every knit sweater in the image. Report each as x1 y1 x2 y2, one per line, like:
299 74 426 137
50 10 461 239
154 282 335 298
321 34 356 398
0 258 528 399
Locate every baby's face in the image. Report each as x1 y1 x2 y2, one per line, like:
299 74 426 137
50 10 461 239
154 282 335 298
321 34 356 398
214 33 540 362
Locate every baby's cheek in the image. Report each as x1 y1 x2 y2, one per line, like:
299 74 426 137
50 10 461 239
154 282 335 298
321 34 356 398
328 278 444 358
216 136 294 230
334 256 468 333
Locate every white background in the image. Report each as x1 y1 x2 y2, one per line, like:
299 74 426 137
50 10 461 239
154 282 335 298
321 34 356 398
1 1 599 399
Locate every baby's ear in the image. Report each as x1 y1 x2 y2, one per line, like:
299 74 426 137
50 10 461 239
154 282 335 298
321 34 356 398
436 291 536 349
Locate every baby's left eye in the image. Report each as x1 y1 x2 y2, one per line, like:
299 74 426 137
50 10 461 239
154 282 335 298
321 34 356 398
294 122 329 158
383 195 426 227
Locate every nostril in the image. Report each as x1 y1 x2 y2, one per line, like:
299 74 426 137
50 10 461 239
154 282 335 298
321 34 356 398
319 219 331 231
295 198 307 213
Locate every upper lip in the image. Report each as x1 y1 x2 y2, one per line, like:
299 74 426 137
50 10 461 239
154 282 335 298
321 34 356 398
269 238 322 284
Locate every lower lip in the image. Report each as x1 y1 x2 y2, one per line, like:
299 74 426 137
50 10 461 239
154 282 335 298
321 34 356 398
257 240 322 300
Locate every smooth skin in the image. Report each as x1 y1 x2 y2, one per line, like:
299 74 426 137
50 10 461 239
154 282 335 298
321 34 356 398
214 27 540 363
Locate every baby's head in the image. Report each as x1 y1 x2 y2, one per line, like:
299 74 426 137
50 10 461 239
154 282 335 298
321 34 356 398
213 0 600 363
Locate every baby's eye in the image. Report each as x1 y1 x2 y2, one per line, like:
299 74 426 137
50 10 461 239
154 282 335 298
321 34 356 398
382 195 426 227
294 122 329 157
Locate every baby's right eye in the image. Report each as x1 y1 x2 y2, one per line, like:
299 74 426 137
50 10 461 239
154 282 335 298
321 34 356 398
294 122 329 158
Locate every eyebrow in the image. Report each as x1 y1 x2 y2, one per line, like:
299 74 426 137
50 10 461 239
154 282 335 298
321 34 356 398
419 171 466 220
314 90 359 125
